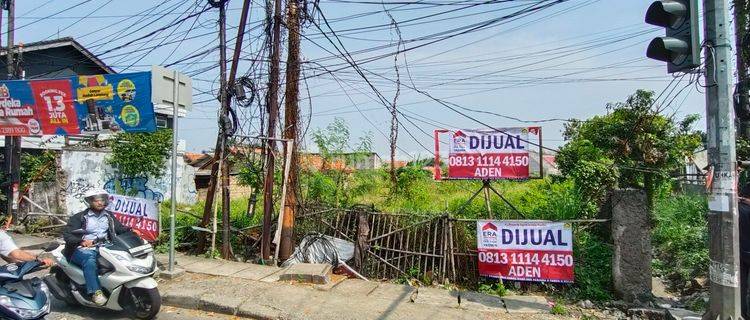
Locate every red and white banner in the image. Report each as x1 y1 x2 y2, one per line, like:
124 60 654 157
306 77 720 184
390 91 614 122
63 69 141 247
443 128 533 180
477 220 574 283
107 194 160 242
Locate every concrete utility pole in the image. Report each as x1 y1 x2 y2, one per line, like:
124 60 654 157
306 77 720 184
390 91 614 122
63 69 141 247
261 0 283 261
279 0 301 261
3 0 20 223
703 0 741 318
735 0 750 137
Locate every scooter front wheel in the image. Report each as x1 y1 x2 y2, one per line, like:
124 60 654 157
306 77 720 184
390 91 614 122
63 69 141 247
122 287 161 320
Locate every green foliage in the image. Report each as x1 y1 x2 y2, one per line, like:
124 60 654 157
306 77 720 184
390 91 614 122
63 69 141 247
550 303 569 316
304 118 374 207
236 157 264 190
477 280 507 297
20 150 56 188
571 231 613 301
652 194 708 290
557 89 702 207
107 129 172 179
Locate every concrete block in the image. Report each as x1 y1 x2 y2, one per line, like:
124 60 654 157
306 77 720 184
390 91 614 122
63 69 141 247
411 287 460 308
198 279 268 315
159 268 185 280
279 263 332 284
666 308 702 320
232 264 282 281
161 284 210 309
313 273 348 291
367 283 416 303
329 279 379 296
457 291 507 312
611 189 652 302
200 261 253 276
503 295 549 313
183 259 225 274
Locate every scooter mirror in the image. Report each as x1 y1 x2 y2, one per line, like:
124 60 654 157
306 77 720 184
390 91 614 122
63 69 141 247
44 242 60 252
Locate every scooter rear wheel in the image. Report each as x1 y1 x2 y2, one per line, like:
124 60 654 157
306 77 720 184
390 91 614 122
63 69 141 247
123 287 161 320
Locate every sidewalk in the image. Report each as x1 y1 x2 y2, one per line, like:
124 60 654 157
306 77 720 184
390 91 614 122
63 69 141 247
156 252 558 320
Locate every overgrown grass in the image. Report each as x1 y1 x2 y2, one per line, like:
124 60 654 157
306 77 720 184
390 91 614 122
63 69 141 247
160 168 710 302
652 193 708 291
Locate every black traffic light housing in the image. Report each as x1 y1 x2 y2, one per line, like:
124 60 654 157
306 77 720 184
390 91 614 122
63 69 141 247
645 0 700 73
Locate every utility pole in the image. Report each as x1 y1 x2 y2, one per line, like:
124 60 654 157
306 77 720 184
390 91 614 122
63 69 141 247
3 0 19 223
703 0 741 318
217 0 234 260
735 0 750 137
261 0 282 261
279 0 301 261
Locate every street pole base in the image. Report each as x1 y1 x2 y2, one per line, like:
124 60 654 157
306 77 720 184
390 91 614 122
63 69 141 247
159 267 186 280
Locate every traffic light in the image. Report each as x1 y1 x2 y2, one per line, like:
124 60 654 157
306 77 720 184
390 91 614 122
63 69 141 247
645 0 700 73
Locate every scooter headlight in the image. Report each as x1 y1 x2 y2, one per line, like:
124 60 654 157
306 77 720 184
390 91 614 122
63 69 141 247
0 295 11 307
127 265 153 274
7 306 45 319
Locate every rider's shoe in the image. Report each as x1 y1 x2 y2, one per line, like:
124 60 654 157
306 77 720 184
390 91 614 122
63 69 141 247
92 290 106 306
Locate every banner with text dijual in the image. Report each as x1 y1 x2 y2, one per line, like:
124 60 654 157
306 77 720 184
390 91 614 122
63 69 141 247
477 220 574 283
72 72 156 134
107 194 159 242
0 72 156 136
447 128 530 180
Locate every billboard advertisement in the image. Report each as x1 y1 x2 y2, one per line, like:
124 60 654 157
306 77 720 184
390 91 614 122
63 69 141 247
476 220 574 283
446 128 531 180
0 72 156 136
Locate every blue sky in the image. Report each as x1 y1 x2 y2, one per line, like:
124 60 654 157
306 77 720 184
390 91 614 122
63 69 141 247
9 0 716 159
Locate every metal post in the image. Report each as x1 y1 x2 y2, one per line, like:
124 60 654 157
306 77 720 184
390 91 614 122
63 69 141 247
703 0 741 318
168 70 179 272
273 139 293 261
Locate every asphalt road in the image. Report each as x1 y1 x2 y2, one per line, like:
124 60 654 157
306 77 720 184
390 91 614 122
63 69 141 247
46 298 240 320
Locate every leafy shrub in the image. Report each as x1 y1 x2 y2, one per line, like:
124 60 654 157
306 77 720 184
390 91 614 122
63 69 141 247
571 231 613 301
652 194 708 290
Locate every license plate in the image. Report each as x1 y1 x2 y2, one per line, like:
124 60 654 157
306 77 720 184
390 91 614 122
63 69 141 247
129 244 153 254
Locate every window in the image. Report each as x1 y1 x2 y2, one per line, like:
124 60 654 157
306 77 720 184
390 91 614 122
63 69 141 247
156 115 168 128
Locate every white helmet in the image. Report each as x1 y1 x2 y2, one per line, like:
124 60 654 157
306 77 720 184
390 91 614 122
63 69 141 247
83 188 110 207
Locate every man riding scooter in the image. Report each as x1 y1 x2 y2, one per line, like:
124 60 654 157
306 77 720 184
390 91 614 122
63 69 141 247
62 189 138 305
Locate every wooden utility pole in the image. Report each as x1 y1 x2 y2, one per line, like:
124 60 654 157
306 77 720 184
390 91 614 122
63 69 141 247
196 0 226 255
217 0 234 260
279 0 301 260
3 0 20 223
736 0 750 137
261 0 283 261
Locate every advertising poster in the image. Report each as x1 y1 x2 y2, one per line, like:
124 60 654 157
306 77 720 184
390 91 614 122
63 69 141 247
447 128 531 180
73 72 156 134
0 72 156 136
107 194 160 242
476 220 574 283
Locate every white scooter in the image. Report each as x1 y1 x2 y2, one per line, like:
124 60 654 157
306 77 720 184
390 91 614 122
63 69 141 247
44 229 161 319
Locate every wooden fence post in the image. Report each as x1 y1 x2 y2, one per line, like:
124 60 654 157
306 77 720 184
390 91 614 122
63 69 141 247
353 208 370 270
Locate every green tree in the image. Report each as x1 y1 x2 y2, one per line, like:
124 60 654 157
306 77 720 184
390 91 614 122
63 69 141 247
305 118 373 206
107 129 172 194
557 89 702 209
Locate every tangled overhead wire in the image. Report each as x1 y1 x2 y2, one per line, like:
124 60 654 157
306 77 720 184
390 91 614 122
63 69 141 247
206 0 228 9
233 76 257 108
218 106 239 137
